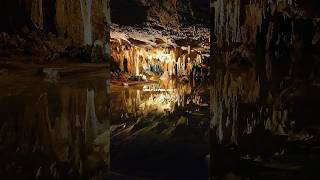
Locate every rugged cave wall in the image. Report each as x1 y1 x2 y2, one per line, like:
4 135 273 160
110 0 210 27
0 0 111 58
210 0 320 161
55 0 111 46
110 0 210 78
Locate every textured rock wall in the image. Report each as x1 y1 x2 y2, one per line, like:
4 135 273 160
0 0 111 47
210 2 320 178
210 0 320 155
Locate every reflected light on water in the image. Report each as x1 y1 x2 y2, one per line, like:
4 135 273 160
111 80 208 119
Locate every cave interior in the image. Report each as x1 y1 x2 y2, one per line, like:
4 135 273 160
0 0 319 180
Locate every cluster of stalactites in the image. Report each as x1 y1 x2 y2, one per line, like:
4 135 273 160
211 69 289 144
213 0 294 47
30 0 110 46
119 82 205 117
111 42 204 77
3 87 110 173
213 0 241 47
211 64 260 144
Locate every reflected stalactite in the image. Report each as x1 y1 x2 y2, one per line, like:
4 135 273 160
211 49 260 144
111 80 207 119
0 82 110 178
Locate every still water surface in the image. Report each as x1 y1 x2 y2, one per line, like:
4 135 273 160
0 70 110 179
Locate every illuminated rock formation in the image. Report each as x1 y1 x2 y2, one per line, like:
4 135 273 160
210 2 320 178
210 3 320 174
0 0 111 61
110 26 209 79
109 0 210 80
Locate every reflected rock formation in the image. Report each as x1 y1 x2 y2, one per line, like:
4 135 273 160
210 0 320 179
0 77 110 179
110 80 210 179
110 80 208 119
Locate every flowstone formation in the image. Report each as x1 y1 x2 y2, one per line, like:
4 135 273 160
210 0 320 178
0 0 111 63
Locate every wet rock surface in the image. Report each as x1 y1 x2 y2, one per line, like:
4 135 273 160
210 1 320 179
0 0 111 64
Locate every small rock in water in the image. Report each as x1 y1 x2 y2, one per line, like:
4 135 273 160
253 156 262 162
43 68 61 82
177 116 188 126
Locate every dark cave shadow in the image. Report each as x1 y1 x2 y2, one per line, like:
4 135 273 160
110 0 148 26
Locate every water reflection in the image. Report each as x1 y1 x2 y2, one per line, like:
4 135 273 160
110 79 210 179
110 80 209 120
0 73 110 179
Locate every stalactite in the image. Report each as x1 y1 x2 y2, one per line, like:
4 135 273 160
213 0 295 47
211 52 261 144
102 0 111 25
80 0 93 45
213 0 241 47
31 0 43 29
111 40 204 77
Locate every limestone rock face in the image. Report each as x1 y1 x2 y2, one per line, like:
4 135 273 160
210 3 320 178
31 0 43 29
210 0 320 151
0 0 111 47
